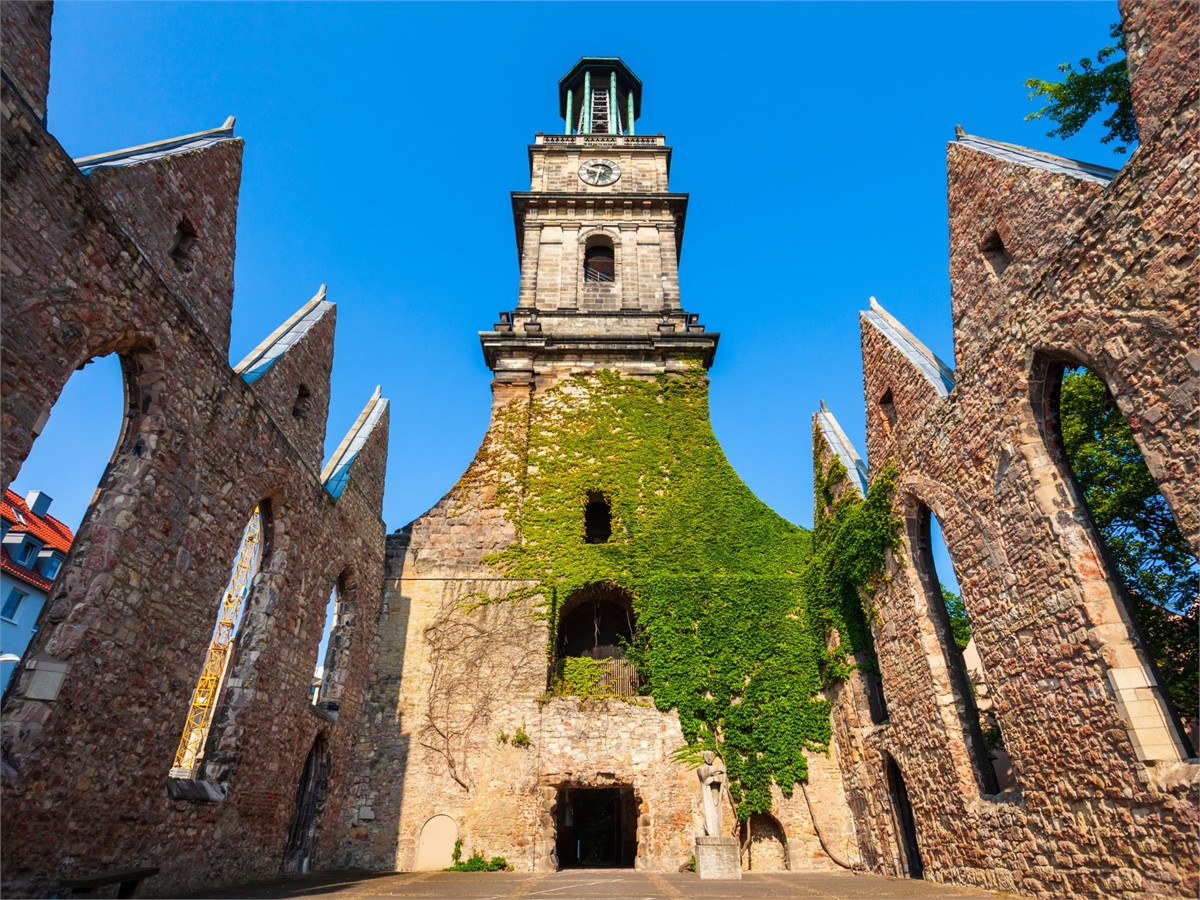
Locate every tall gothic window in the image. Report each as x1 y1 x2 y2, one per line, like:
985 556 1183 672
170 504 265 778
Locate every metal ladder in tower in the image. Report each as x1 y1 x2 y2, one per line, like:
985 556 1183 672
591 88 610 134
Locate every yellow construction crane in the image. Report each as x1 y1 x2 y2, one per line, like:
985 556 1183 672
170 506 263 778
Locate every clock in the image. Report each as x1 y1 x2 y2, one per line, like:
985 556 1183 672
579 159 621 186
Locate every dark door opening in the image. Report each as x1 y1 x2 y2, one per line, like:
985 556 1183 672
884 753 923 879
283 736 331 874
555 786 637 868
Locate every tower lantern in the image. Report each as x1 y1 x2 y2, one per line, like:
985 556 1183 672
559 57 642 135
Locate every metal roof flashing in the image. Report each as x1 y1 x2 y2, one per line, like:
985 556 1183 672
952 129 1118 186
861 297 956 398
74 117 237 175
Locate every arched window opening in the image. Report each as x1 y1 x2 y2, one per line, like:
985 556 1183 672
883 752 923 879
911 505 1013 795
170 218 197 271
980 229 1012 277
584 492 612 544
552 583 638 697
170 503 266 779
583 238 615 283
2 354 124 691
282 733 332 874
740 813 788 871
1044 364 1197 758
312 572 355 715
292 384 312 420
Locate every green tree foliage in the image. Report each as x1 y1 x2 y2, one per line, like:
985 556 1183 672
1058 368 1198 719
941 584 972 650
1025 22 1137 153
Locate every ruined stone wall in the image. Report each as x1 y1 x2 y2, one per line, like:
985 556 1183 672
820 1 1199 895
340 383 702 873
0 1 52 125
344 368 851 875
0 8 390 897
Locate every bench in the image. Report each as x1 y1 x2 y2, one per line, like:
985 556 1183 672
59 867 159 898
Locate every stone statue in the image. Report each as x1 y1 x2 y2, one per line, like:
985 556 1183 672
697 750 726 836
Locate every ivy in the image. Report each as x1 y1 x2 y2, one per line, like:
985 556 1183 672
802 441 903 684
551 658 610 699
476 370 899 820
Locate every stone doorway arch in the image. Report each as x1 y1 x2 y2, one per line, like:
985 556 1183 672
741 813 788 871
414 815 458 870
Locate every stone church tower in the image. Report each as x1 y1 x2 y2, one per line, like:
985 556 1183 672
342 58 856 874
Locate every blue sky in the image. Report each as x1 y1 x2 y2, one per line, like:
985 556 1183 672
18 0 1124 586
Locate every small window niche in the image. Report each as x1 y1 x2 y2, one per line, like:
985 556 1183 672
584 492 612 544
878 388 897 432
292 384 312 420
980 229 1012 277
170 218 198 272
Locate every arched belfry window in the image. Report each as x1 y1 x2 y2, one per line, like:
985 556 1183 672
583 236 615 283
584 492 611 544
553 583 639 697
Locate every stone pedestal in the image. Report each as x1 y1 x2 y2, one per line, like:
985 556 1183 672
695 835 741 880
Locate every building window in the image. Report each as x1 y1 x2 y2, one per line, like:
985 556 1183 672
170 219 198 271
878 388 897 431
171 503 266 779
981 229 1012 277
583 239 615 283
16 540 38 566
2 588 27 621
1035 360 1197 760
584 492 612 544
292 384 312 420
38 554 61 580
911 503 1013 795
312 573 355 714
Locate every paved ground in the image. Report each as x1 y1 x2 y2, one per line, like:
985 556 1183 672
178 869 997 900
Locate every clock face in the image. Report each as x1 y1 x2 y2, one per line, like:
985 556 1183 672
579 159 621 186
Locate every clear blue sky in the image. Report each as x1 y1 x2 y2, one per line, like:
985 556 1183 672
18 0 1124 586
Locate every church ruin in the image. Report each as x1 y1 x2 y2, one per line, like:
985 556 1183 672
1 0 1195 896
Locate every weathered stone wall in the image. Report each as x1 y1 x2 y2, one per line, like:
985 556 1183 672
0 7 390 897
819 1 1199 895
0 1 52 125
339 382 707 873
344 363 851 875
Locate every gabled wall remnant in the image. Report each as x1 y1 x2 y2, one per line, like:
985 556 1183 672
815 0 1198 894
0 5 390 896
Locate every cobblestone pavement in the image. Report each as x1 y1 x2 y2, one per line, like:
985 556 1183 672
177 869 998 899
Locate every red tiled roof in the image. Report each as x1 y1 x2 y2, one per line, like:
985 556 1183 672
1 546 53 591
1 489 73 591
2 489 74 553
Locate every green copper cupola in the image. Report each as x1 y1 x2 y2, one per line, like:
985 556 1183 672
558 57 642 136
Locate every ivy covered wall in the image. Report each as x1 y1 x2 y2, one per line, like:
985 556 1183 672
472 369 895 818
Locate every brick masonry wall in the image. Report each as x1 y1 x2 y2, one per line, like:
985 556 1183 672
824 2 1199 896
0 9 390 897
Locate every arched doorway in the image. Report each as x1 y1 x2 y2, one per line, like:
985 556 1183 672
415 815 458 870
741 813 788 871
554 786 638 868
283 733 331 874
